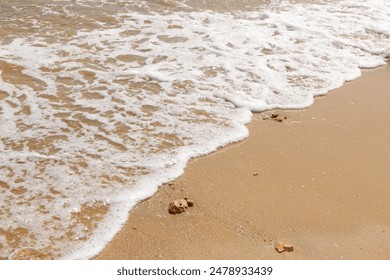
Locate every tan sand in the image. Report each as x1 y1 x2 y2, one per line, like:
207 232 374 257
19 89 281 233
96 64 390 260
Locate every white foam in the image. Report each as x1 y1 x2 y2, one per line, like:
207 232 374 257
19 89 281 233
0 0 389 259
0 152 58 160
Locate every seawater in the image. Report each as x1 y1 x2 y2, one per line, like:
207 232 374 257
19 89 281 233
0 0 389 259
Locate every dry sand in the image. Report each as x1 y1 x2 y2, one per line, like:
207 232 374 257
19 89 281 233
96 64 390 260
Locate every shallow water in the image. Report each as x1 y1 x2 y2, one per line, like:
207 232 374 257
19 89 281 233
0 0 389 259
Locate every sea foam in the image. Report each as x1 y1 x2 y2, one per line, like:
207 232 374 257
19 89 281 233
0 0 389 259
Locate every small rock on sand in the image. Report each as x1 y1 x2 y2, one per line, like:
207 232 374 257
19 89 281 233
168 199 188 214
168 197 195 214
275 242 285 253
184 197 194 207
283 244 294 252
268 113 287 122
275 242 294 253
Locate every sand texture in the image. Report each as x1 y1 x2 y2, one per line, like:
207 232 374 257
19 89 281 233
96 65 390 260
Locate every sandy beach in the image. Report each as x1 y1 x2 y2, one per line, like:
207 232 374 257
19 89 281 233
96 64 390 260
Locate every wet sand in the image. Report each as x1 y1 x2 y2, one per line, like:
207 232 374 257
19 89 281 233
96 64 390 260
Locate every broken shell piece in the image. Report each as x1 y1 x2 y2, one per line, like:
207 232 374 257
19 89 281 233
275 242 294 253
168 199 188 214
9 248 48 260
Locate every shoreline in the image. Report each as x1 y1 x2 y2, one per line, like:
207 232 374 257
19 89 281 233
95 64 390 260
